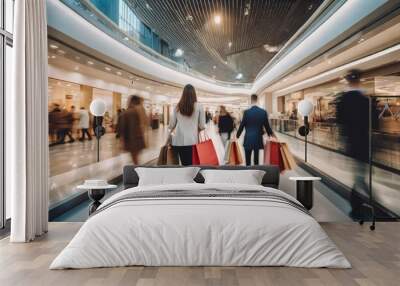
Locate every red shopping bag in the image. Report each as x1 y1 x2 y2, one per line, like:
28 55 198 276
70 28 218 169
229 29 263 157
265 140 284 172
192 133 219 165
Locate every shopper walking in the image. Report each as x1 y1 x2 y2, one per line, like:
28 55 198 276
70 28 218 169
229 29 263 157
169 84 206 165
78 106 92 141
118 95 148 164
336 69 378 218
56 107 75 144
236 94 274 166
218 105 234 147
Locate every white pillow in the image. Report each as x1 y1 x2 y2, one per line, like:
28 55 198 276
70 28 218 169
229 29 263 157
200 169 266 185
135 167 200 186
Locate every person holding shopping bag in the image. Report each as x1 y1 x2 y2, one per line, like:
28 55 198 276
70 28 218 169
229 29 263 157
236 94 275 166
169 84 206 166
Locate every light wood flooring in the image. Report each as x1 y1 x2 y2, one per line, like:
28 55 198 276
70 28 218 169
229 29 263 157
0 222 399 286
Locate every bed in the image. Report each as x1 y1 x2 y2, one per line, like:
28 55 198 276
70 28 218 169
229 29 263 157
50 165 350 269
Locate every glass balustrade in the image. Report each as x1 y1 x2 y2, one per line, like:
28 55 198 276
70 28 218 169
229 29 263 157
271 94 400 219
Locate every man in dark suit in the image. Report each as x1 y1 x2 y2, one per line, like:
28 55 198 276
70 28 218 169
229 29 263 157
237 94 275 166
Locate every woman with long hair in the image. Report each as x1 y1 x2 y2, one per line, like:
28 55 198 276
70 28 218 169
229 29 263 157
118 95 148 164
218 105 234 147
169 84 206 165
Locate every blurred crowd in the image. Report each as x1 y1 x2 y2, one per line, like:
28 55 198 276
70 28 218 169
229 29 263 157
48 104 125 146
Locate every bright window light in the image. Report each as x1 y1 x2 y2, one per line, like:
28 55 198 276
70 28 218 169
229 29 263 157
236 73 243 80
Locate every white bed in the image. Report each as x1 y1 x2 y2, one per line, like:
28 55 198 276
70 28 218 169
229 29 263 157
50 183 351 269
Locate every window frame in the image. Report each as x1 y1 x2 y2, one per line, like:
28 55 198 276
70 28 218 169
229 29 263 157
0 0 13 230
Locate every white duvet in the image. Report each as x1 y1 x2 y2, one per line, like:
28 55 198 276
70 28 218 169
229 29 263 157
50 183 351 269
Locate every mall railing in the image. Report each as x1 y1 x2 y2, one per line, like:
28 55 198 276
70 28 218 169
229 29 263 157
272 117 400 219
59 0 252 89
271 118 400 173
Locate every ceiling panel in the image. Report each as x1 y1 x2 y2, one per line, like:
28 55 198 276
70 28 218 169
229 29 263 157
127 0 323 82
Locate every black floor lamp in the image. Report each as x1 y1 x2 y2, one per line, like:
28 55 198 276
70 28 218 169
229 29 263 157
298 99 314 162
89 99 106 162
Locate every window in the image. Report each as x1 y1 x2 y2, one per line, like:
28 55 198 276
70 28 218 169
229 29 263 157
5 0 13 33
1 0 14 229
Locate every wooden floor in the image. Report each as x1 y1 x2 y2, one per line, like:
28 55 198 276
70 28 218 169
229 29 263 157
0 222 399 286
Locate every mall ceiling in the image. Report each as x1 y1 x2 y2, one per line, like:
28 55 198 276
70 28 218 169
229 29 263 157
127 0 323 82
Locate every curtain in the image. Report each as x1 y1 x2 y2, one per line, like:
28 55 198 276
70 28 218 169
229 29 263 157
9 0 49 242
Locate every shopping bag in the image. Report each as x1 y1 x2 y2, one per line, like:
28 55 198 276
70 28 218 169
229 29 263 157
266 140 285 172
234 141 244 165
264 141 271 164
166 145 179 165
224 140 232 163
281 143 297 169
228 141 243 165
280 145 290 170
157 145 167 165
157 144 179 165
192 132 219 165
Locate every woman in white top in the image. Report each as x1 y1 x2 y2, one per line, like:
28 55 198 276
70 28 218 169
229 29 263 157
169 84 206 165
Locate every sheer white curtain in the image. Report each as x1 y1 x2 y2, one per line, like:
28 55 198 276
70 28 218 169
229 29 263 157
9 0 49 242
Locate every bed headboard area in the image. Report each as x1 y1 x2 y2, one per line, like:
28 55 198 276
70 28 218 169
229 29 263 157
123 165 280 189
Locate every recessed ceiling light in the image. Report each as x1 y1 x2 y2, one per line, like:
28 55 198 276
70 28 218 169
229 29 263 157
87 61 94 65
174 48 184 57
74 66 79 71
236 73 243 80
358 38 365 43
146 86 151 89
66 83 71 87
213 65 216 69
129 75 134 79
116 71 122 76
105 67 111 71
57 50 66 55
228 42 232 48
263 44 281 53
244 3 251 16
224 61 228 64
50 55 56 59
49 44 58 49
214 15 222 25
124 36 129 41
